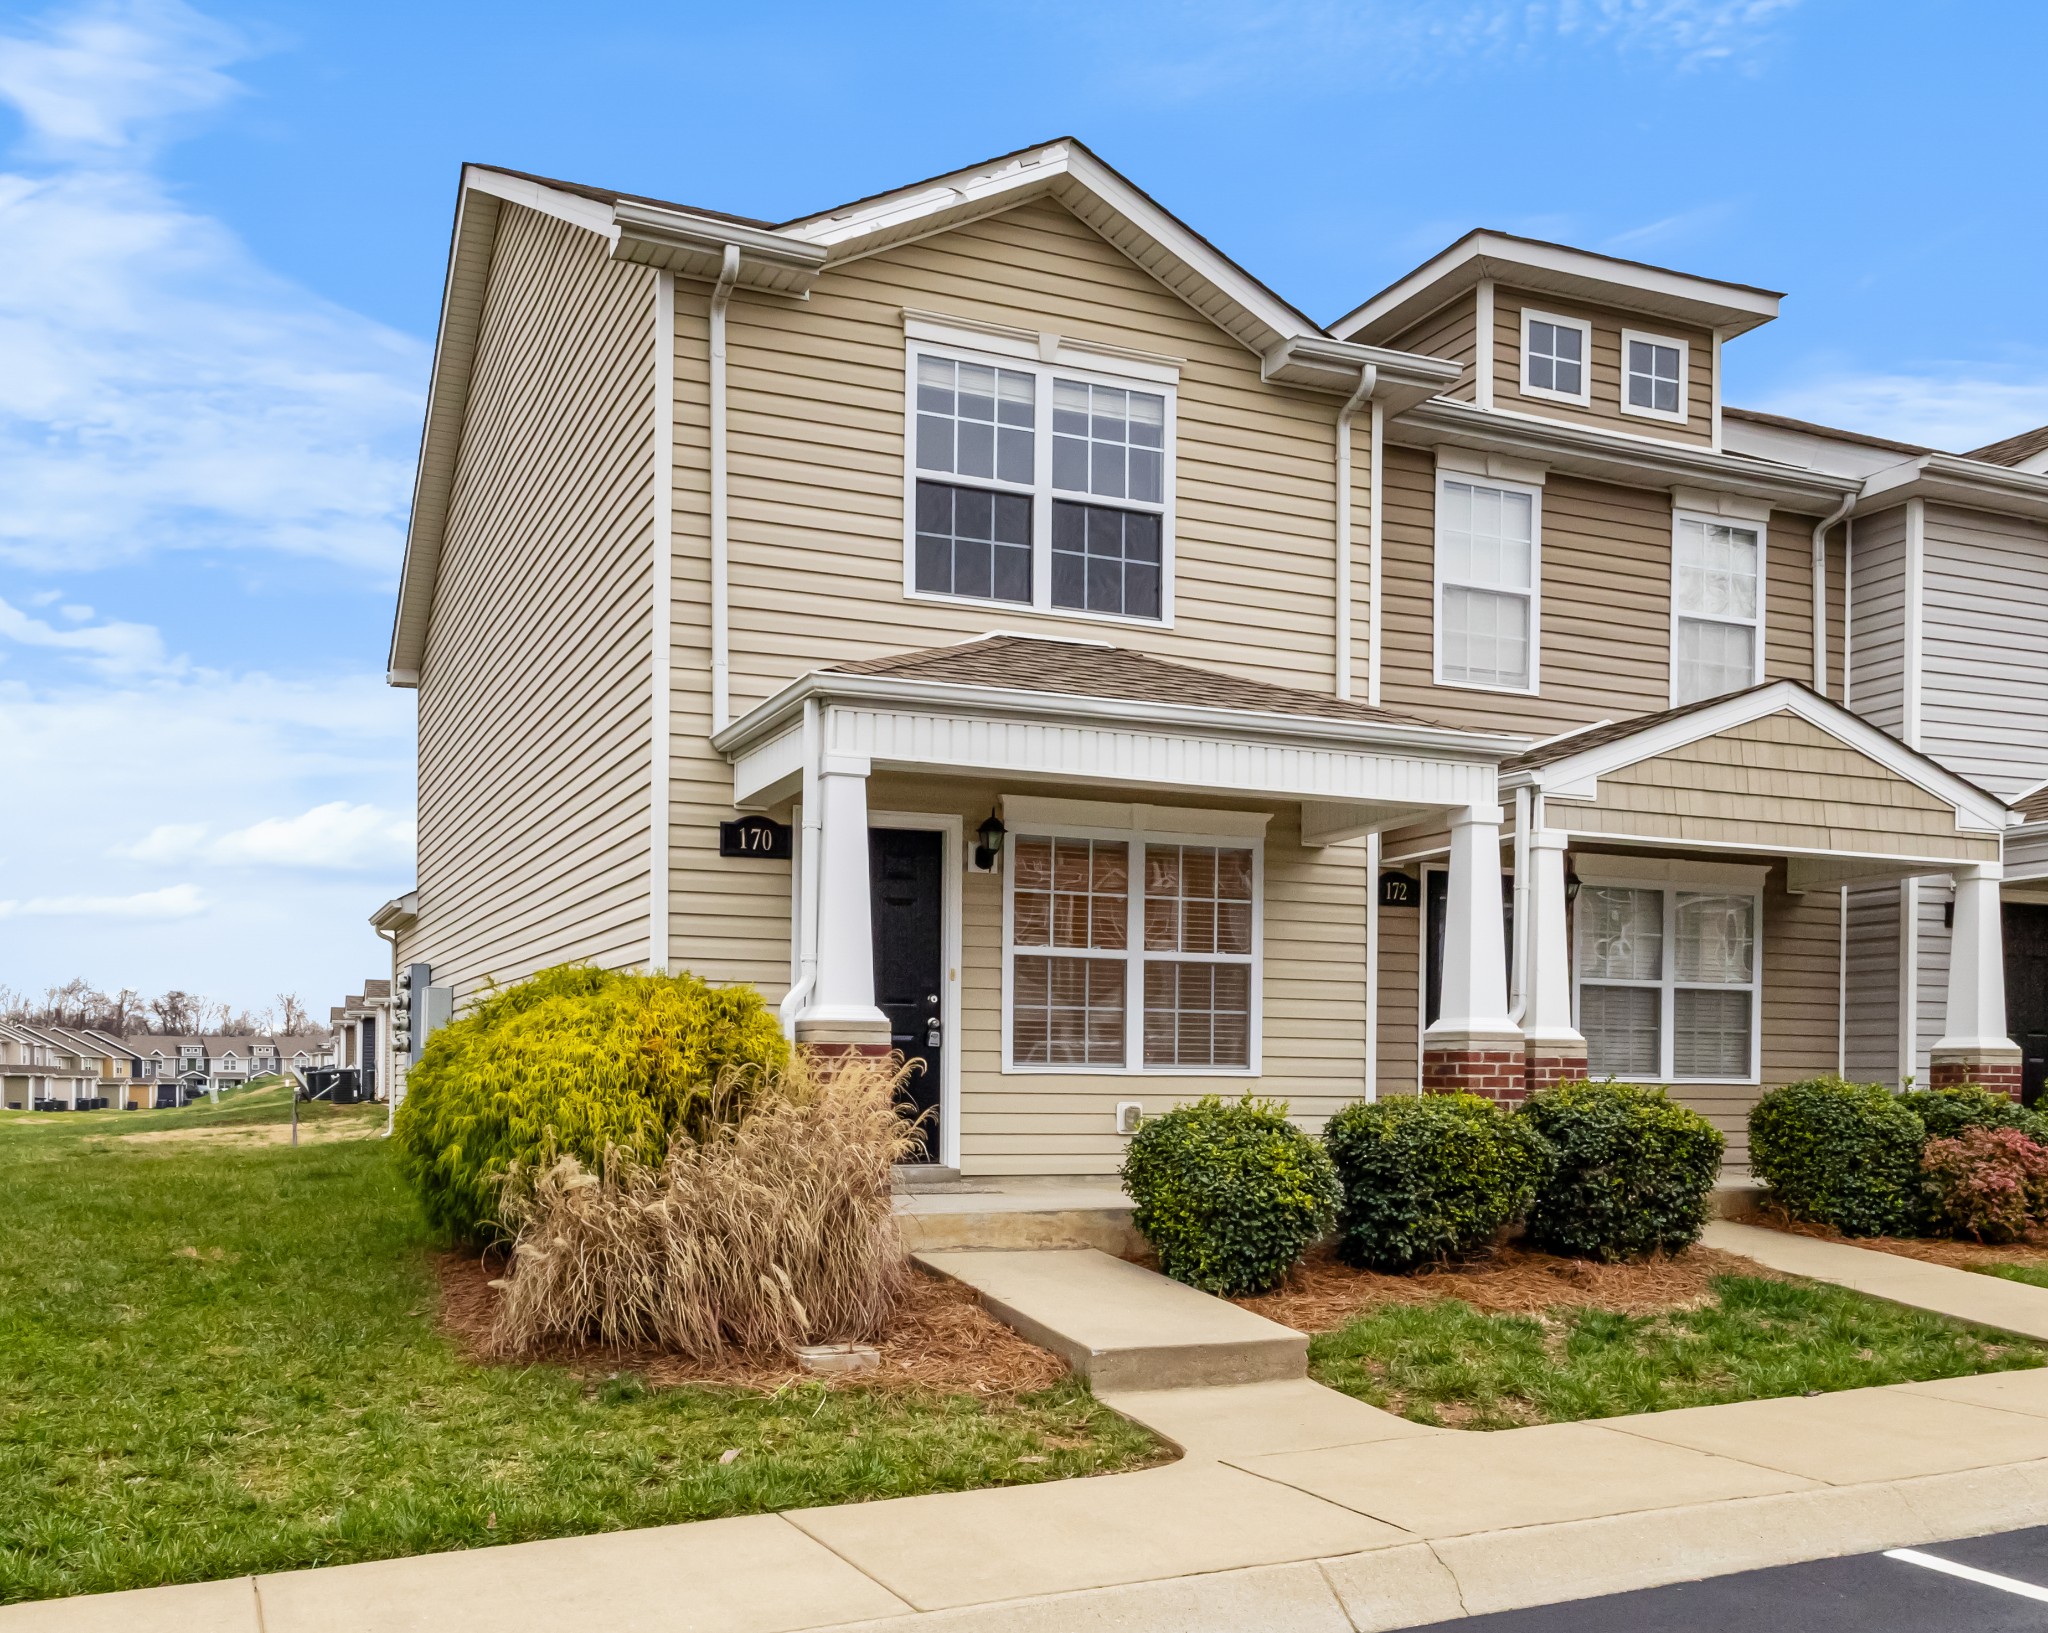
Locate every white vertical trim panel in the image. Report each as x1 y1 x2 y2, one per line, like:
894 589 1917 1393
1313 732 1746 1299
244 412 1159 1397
649 268 675 972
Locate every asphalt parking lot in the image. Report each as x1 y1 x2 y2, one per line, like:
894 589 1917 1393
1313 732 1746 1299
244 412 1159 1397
1402 1526 2048 1631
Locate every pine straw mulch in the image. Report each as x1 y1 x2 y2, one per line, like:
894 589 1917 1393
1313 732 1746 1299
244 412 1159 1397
1233 1240 1788 1332
1756 1211 2048 1270
435 1250 1069 1397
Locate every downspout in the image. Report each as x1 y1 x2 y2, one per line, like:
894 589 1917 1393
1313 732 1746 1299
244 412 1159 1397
1334 364 1375 700
777 697 823 1038
709 245 741 734
649 268 676 971
1361 380 1385 1100
1811 491 1854 697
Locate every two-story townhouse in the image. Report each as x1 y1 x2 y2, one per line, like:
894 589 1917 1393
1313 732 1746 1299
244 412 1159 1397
0 1023 103 1110
37 1026 143 1109
378 141 2019 1178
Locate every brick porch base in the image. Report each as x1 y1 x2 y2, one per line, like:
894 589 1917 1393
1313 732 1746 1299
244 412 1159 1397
1525 1048 1589 1096
1929 1052 2024 1101
1422 1046 1527 1105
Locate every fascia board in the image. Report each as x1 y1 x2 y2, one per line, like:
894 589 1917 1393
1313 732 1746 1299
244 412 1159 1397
1333 231 1781 344
710 670 1528 764
1855 455 2048 524
465 165 619 242
1393 398 1860 510
608 200 826 293
1260 334 1462 410
1506 680 2009 834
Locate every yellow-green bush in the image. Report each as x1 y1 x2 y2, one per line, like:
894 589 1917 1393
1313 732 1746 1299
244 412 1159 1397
392 965 788 1239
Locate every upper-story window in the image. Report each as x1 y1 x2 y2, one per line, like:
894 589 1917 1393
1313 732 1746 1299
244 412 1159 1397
1672 514 1763 705
1622 330 1688 423
1520 310 1591 405
1436 475 1541 693
908 341 1174 624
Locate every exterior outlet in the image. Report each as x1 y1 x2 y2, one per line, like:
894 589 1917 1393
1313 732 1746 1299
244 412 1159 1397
1115 1101 1143 1135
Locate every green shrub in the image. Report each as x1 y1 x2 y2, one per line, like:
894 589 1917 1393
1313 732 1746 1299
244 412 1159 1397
1121 1096 1340 1295
1322 1093 1546 1273
1748 1077 1925 1236
1922 1125 2048 1243
1519 1080 1724 1261
1899 1084 2046 1143
392 964 788 1240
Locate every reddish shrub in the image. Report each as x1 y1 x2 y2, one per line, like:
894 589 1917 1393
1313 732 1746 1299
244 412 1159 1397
1921 1126 2048 1243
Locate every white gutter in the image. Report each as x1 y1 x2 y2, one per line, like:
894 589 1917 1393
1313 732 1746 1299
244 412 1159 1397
1811 490 1853 696
1333 364 1376 700
649 268 676 971
709 244 741 734
1367 400 1384 708
778 698 822 1038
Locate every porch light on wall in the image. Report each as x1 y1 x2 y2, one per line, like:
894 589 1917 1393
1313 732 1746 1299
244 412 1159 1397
1565 866 1582 903
975 810 1007 871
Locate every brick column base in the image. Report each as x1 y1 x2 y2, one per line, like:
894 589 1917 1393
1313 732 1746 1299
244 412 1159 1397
1524 1048 1589 1096
1423 1045 1527 1105
1929 1051 2024 1101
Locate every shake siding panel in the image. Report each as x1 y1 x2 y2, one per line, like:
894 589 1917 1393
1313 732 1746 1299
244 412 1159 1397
414 204 655 1004
1490 288 1716 446
1920 503 2048 796
1848 507 1908 737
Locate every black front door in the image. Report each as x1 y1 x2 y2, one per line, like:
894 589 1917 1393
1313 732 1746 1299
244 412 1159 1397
2006 904 2048 1107
1424 868 1515 1028
870 827 944 1162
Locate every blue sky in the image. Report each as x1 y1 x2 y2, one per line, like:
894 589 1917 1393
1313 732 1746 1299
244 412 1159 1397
1 0 2043 1016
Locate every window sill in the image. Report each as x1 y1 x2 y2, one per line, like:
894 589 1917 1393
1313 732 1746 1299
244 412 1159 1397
1513 383 1593 409
1622 403 1690 426
903 588 1174 631
1000 1063 1261 1077
1432 674 1541 697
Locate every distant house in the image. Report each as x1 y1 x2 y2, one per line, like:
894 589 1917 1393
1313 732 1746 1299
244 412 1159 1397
328 983 392 1099
0 1023 102 1110
122 1035 334 1105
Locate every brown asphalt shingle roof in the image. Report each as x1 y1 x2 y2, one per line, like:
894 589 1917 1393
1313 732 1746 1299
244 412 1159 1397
2013 783 2048 824
824 635 1445 730
1499 685 1786 774
1966 424 2048 468
1722 407 1935 456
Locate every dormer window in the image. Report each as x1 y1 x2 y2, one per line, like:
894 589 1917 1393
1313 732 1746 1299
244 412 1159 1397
1520 311 1591 405
1623 331 1688 423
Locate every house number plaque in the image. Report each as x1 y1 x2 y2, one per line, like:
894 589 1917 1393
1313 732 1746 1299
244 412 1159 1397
1377 870 1419 908
719 815 793 860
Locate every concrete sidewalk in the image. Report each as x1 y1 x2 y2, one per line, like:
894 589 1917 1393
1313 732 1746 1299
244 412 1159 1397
16 1231 2048 1632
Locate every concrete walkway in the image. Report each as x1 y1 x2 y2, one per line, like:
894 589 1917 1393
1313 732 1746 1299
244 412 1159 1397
18 1231 2048 1632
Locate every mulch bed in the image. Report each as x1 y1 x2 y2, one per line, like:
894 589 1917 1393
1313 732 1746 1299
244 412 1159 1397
1755 1212 2048 1269
435 1251 1070 1396
1234 1241 1787 1332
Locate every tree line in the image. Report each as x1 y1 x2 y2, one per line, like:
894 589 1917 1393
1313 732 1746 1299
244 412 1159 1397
0 979 327 1038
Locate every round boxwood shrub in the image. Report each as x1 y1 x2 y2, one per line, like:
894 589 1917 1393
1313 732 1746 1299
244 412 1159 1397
1120 1095 1340 1295
1899 1084 2046 1143
1322 1093 1547 1272
1519 1080 1724 1261
393 964 788 1240
1748 1077 1925 1236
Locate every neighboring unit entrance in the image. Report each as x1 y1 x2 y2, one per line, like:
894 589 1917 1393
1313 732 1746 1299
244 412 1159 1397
2006 903 2048 1107
869 826 944 1161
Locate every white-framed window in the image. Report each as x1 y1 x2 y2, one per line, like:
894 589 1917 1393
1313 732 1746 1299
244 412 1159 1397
1520 309 1592 405
1574 880 1761 1083
1003 822 1261 1074
1436 473 1541 693
905 341 1175 625
1671 512 1764 705
1621 329 1689 423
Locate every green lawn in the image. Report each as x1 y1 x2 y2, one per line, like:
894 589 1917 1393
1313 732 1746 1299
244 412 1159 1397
1309 1275 2047 1430
1974 1261 2048 1291
0 1094 1155 1605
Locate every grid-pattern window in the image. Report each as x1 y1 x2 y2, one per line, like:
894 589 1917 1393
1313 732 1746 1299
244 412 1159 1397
1576 883 1759 1080
1010 837 1128 1066
1052 503 1162 618
1142 845 1254 1068
1627 338 1684 416
913 355 1035 609
916 357 1034 485
1525 316 1585 398
1673 517 1760 704
1053 380 1165 504
1438 478 1537 690
915 484 1032 603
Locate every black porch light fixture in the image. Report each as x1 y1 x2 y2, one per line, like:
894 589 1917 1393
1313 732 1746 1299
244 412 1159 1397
975 809 1007 871
1565 865 1582 903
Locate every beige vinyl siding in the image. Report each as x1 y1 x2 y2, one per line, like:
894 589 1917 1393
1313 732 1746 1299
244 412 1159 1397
1384 292 1478 401
1763 510 1820 686
413 203 656 1006
1826 519 1849 702
1913 881 1952 1084
1847 505 1909 739
1844 880 1903 1085
1491 288 1715 446
1375 883 1423 1094
1555 712 1997 862
719 198 1351 712
1920 502 2048 796
862 772 1369 1175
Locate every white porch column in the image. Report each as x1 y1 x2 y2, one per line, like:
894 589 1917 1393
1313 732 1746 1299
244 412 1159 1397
1423 803 1524 1100
793 754 890 1049
1523 828 1586 1090
1931 862 2022 1097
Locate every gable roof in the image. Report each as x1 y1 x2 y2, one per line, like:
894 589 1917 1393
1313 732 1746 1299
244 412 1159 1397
1967 423 2048 469
388 141 1458 683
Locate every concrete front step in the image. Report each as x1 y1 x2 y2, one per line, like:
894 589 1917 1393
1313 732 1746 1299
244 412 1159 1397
916 1247 1308 1390
895 1178 1144 1257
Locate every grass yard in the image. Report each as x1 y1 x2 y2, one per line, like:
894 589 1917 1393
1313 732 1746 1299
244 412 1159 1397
1976 1262 2048 1291
0 1091 1156 1605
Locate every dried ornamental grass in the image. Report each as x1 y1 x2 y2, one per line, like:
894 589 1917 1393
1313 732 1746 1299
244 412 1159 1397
489 1053 921 1361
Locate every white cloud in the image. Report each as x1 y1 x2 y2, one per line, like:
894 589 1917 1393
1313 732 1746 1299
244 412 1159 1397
0 592 171 675
0 0 245 157
0 883 206 918
1753 369 2048 456
124 801 417 871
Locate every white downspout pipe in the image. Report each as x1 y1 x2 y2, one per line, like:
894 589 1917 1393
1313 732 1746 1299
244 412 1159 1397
1812 491 1854 697
709 245 741 734
1334 364 1375 701
778 697 823 1039
1363 394 1386 1099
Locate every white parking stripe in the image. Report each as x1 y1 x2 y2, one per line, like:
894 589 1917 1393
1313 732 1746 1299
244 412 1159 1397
1885 1548 2048 1603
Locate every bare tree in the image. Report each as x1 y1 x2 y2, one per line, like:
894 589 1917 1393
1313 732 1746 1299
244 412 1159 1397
148 990 204 1036
272 992 314 1035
